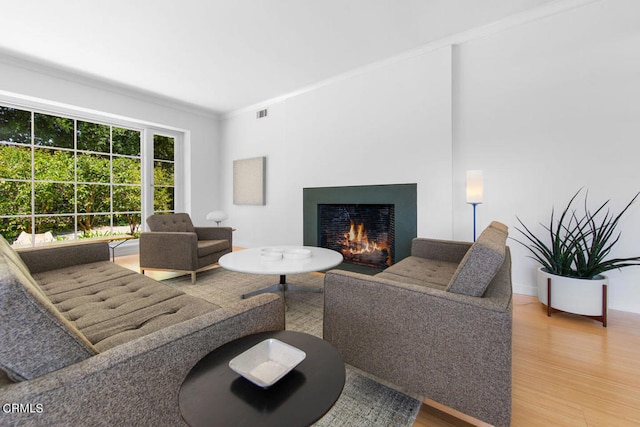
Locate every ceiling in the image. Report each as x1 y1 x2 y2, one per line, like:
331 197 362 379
0 0 563 115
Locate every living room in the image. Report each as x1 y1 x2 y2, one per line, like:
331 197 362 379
1 0 639 426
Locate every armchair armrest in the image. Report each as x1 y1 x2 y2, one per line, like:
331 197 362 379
411 238 471 263
323 270 512 426
17 242 110 274
195 226 233 245
0 293 285 426
139 232 198 271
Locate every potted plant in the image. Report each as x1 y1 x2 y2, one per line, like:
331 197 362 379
513 189 640 324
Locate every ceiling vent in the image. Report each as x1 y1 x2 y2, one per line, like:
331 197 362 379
256 109 268 119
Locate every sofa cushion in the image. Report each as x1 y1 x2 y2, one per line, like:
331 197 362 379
33 261 137 296
197 239 230 258
446 223 508 297
30 259 221 351
0 237 97 382
83 294 220 351
376 256 459 289
47 275 188 328
147 213 195 233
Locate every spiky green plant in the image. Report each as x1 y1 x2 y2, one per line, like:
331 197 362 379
513 189 640 279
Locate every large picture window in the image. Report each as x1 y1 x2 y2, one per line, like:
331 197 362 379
0 104 178 246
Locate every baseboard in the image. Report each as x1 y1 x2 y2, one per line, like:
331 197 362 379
513 281 537 297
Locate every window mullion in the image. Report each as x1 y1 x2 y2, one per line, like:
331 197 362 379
30 111 35 246
74 119 78 239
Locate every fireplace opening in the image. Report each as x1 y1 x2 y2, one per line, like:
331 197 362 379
318 204 394 269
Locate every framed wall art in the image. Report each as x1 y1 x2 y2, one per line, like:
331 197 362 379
233 156 266 205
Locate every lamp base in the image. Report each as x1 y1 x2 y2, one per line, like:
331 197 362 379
468 202 481 242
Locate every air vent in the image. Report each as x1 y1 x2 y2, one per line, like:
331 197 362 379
256 109 268 119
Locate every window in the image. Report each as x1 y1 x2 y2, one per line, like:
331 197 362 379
153 134 175 214
0 104 178 246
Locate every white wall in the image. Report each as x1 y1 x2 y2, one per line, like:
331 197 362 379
220 47 453 248
221 0 640 313
0 56 221 225
452 0 640 313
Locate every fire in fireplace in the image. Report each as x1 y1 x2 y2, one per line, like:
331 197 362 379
318 204 394 269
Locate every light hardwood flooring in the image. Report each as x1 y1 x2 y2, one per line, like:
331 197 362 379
414 294 640 427
116 255 640 426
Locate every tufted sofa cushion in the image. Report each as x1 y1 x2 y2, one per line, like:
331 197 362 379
34 261 220 351
376 256 459 290
81 294 219 351
0 237 97 382
445 222 508 297
146 213 196 233
34 261 137 296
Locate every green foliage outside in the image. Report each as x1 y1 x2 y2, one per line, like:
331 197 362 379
0 106 175 243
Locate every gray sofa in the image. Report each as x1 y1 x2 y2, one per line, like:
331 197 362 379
323 221 512 427
0 236 284 426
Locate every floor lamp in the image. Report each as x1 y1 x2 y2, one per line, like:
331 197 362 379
466 170 483 242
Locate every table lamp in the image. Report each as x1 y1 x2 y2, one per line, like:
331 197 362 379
206 211 228 226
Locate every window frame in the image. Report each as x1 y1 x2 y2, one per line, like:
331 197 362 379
0 99 186 246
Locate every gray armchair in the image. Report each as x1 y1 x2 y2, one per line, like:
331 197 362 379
140 213 232 284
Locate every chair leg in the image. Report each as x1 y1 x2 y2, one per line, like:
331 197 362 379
191 272 196 285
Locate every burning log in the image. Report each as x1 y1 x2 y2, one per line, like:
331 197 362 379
339 220 391 267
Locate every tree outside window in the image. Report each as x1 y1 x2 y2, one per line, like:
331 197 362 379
0 105 152 245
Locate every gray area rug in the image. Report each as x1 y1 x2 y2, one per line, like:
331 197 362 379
165 267 421 427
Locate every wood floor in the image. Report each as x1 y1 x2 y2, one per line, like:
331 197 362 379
115 255 640 426
414 294 640 427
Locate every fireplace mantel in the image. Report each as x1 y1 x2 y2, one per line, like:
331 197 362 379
303 184 417 264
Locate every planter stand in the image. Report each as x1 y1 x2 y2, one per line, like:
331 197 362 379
546 278 608 327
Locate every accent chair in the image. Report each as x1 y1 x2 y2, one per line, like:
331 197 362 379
140 213 232 284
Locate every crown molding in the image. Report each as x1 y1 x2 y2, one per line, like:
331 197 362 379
0 48 221 120
223 0 601 120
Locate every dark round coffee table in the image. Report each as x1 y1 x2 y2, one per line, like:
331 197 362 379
179 330 346 427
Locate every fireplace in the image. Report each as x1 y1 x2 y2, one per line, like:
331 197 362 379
303 184 417 270
319 204 394 269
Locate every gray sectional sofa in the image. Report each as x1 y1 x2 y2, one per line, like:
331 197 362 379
0 236 284 426
324 221 513 426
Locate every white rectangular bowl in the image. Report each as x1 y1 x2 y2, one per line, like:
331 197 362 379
228 339 306 388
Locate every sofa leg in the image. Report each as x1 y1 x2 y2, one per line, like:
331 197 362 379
191 272 196 285
140 269 144 275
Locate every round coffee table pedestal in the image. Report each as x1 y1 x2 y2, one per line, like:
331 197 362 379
179 331 346 427
241 274 324 299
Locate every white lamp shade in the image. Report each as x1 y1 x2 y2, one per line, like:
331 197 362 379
206 211 228 222
466 170 483 204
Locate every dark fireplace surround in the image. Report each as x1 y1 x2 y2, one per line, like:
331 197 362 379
303 184 417 270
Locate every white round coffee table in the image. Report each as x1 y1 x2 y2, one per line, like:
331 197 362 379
218 246 343 299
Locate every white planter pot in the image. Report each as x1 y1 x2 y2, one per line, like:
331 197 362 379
537 267 608 316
